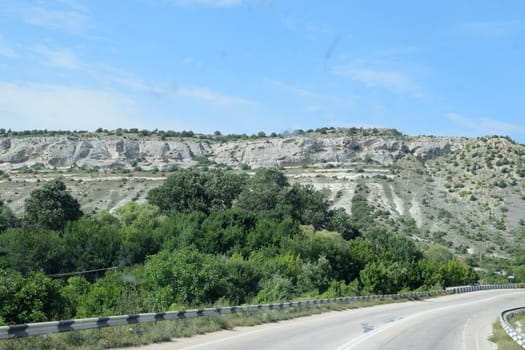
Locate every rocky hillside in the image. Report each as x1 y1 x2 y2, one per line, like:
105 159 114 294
1 128 524 260
0 128 462 170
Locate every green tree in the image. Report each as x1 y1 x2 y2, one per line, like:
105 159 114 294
143 249 230 310
159 211 207 251
295 256 331 296
439 260 478 287
203 169 248 211
418 258 443 290
116 202 165 265
0 227 65 274
60 276 91 318
328 208 360 240
365 228 422 264
147 169 246 214
0 269 65 324
285 230 357 282
425 244 453 264
348 238 374 271
350 192 375 233
360 261 395 295
246 214 299 251
222 254 262 304
196 208 255 255
236 168 289 212
76 270 139 317
23 178 82 231
286 184 331 229
510 265 525 283
0 199 18 232
62 213 122 273
253 275 295 303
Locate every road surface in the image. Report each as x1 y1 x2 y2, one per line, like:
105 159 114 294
124 289 525 350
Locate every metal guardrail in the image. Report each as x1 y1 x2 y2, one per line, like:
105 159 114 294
0 291 441 339
0 284 521 339
500 307 525 349
445 283 523 294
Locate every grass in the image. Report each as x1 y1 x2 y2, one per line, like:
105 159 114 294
509 312 525 331
0 297 421 350
489 319 523 350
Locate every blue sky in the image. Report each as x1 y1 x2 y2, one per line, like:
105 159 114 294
1 0 525 142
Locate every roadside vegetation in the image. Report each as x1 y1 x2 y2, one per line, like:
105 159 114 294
0 298 419 350
490 319 523 350
0 167 478 329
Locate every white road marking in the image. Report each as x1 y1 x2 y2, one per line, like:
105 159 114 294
462 317 471 350
176 327 270 350
334 312 420 350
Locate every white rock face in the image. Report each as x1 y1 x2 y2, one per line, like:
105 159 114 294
0 134 464 171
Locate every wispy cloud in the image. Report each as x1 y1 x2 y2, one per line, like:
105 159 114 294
447 112 525 135
267 79 329 100
332 66 421 95
30 43 251 106
33 45 84 69
460 20 525 38
56 0 89 13
0 47 16 58
0 82 144 131
166 0 242 8
303 105 337 119
31 44 167 95
0 36 16 58
267 79 356 120
267 78 358 104
178 87 255 105
21 3 90 34
95 64 168 95
374 46 422 58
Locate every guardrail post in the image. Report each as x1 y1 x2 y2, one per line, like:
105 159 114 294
1 284 521 340
500 307 525 349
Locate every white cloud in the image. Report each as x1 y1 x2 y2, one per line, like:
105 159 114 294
332 66 421 95
0 47 16 58
178 86 255 105
303 105 336 119
374 46 422 57
56 0 89 13
267 79 328 100
166 0 242 8
30 45 167 95
0 82 144 131
22 5 89 33
0 35 16 58
461 20 524 38
93 64 168 95
266 79 357 107
447 112 525 135
33 45 84 69
29 45 249 107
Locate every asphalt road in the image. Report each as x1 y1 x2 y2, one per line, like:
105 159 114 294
126 289 525 350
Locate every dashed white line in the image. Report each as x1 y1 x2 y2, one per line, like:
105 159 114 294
462 317 471 350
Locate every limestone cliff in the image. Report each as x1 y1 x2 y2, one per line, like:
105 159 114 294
0 132 463 171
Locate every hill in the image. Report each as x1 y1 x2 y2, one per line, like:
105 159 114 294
1 127 524 263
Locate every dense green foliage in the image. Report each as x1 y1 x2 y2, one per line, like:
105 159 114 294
0 200 18 232
23 178 82 231
147 169 247 214
0 169 481 326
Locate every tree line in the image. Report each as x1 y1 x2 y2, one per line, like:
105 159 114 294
0 126 406 141
0 168 478 325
